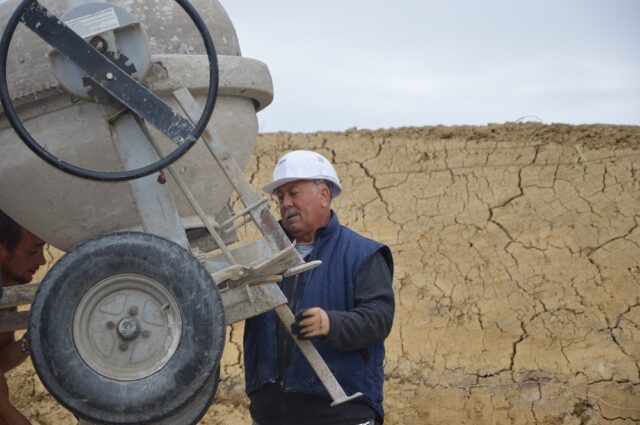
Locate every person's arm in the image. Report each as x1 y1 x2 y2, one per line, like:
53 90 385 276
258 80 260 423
0 370 31 425
293 251 394 351
0 334 28 372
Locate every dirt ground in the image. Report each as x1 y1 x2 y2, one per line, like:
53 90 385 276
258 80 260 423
6 123 640 424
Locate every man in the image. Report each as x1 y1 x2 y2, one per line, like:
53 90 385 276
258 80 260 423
0 210 46 425
244 150 395 425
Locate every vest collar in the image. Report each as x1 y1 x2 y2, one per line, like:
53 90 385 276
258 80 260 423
314 210 340 240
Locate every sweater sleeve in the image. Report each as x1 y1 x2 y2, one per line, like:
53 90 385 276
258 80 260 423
323 251 395 351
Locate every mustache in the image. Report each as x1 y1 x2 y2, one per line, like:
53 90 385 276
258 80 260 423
284 208 300 220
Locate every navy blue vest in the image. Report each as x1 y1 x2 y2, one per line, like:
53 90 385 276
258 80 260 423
244 213 393 420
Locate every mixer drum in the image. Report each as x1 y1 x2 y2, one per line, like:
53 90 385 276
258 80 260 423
0 0 273 251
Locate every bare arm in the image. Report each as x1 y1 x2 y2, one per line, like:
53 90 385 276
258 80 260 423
0 333 28 372
0 370 31 425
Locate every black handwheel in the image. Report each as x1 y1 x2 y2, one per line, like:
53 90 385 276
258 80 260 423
28 232 226 424
0 0 218 182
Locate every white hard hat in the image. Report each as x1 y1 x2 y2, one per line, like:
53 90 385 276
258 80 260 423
262 150 342 198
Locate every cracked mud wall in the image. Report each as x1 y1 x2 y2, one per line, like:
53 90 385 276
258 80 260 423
6 123 640 424
246 123 640 425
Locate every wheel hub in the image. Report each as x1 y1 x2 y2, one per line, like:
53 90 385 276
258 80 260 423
116 316 140 341
73 273 182 381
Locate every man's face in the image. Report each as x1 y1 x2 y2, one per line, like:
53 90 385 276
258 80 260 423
275 180 331 243
0 230 46 284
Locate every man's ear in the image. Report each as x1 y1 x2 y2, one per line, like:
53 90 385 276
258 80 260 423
320 185 332 208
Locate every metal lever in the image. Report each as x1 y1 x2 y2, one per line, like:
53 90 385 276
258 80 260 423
274 305 363 406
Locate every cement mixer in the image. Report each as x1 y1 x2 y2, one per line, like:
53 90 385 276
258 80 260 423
0 0 361 423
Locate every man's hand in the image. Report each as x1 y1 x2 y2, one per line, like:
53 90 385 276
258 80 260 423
291 307 330 340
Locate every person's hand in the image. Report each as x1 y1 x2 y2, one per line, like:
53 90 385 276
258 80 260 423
19 333 30 355
291 307 330 340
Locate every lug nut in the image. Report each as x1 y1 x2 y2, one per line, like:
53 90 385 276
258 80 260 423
129 306 139 316
106 321 116 330
117 317 140 340
119 342 128 351
141 330 151 339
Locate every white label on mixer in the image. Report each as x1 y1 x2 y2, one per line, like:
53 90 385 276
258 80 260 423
65 7 120 39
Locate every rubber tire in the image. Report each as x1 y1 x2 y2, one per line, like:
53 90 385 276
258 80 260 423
29 232 225 424
152 366 221 425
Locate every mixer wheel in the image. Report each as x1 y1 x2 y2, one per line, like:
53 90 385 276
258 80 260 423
28 232 225 424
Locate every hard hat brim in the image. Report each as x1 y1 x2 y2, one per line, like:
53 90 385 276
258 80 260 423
262 177 307 194
262 177 342 198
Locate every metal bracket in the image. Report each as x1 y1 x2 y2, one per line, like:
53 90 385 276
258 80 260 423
172 87 303 271
110 113 189 248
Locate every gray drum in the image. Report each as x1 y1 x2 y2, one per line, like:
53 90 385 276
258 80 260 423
0 0 273 251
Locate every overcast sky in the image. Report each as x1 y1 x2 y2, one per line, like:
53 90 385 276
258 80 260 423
222 1 640 133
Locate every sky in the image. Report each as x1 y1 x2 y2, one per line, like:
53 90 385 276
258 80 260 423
222 1 640 133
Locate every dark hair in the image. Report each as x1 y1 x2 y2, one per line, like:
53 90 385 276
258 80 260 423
0 210 22 252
